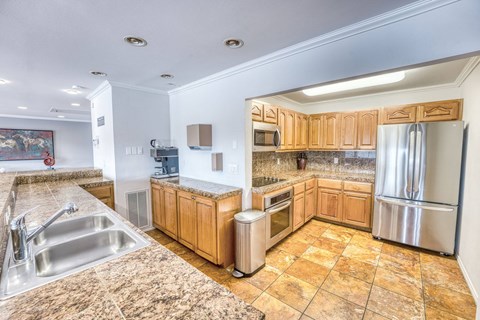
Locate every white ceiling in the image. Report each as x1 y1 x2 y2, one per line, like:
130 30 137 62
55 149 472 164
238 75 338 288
278 57 472 104
0 0 419 121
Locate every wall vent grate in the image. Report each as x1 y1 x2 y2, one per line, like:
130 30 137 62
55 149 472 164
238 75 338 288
126 190 149 228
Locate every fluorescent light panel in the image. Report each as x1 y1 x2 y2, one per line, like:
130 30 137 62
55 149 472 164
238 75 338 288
303 71 405 96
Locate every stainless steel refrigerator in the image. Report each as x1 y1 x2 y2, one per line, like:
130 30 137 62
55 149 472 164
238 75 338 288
373 121 464 255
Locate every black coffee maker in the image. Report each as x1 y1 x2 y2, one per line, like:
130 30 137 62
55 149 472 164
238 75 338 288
150 147 179 178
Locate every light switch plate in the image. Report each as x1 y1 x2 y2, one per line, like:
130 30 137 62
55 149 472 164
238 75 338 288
137 146 143 155
125 147 132 155
131 147 137 155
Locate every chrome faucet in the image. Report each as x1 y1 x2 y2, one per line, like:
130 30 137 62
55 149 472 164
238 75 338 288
10 202 78 262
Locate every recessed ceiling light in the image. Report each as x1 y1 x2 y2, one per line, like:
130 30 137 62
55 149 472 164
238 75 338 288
303 71 406 96
71 103 80 107
168 83 176 86
124 36 148 47
0 79 10 85
63 89 81 95
160 74 174 79
17 106 28 110
57 115 65 118
90 71 107 77
224 38 244 49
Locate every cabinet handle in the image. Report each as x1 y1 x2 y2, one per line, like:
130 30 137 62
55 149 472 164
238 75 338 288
191 196 196 200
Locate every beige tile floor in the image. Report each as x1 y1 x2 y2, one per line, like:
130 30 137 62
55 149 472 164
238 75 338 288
146 219 477 320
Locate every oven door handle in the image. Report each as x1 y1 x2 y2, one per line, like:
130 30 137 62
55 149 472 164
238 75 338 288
266 201 291 214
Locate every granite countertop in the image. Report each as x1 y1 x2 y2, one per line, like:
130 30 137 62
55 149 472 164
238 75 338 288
151 176 242 200
252 170 375 194
0 169 263 319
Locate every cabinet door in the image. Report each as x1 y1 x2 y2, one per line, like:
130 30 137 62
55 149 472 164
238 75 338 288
195 197 217 263
357 110 378 150
343 191 371 228
163 187 178 239
308 115 322 149
151 185 164 229
293 193 305 231
263 104 278 124
317 188 343 222
381 105 416 124
322 113 341 149
251 102 263 122
285 110 295 149
417 100 462 122
304 187 316 222
295 113 308 149
278 108 287 149
177 191 196 250
340 112 357 150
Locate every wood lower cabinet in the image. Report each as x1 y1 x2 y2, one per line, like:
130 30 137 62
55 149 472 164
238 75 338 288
293 192 305 231
152 183 240 267
84 184 115 210
316 179 373 229
343 191 371 228
304 180 316 221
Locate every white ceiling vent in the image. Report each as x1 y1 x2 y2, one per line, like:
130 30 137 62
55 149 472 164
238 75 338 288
49 107 90 115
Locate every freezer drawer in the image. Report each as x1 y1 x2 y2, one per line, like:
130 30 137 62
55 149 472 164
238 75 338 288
373 196 458 254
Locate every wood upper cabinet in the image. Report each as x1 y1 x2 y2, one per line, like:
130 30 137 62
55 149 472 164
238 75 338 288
317 188 343 222
322 113 341 149
194 197 217 262
251 102 263 122
343 191 371 228
381 105 416 124
357 110 378 150
295 113 308 150
340 112 358 150
417 100 462 122
278 109 295 150
263 104 278 124
293 192 305 231
308 115 322 149
177 191 196 250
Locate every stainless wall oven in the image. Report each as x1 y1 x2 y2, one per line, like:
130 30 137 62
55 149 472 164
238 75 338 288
265 188 292 249
253 122 281 152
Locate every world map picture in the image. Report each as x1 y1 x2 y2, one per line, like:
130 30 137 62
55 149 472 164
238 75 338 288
0 129 54 161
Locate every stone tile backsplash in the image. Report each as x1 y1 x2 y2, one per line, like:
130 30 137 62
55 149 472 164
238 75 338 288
252 151 376 177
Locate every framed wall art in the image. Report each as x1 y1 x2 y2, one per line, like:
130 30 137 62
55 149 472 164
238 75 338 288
0 128 54 161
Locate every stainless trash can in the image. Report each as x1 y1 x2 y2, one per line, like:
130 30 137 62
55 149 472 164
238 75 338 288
232 210 266 277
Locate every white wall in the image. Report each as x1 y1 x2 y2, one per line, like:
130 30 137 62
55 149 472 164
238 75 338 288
111 86 170 218
458 63 480 304
0 117 93 171
170 0 480 203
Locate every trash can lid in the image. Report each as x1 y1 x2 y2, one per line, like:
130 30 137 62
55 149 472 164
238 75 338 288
234 209 265 223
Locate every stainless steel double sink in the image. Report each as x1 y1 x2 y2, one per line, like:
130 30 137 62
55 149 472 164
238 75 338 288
0 211 150 300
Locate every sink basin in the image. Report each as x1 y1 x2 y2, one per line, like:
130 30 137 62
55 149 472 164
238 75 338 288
33 214 114 246
35 230 136 277
0 211 149 300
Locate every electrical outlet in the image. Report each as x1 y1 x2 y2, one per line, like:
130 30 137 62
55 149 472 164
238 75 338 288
334 157 339 164
228 164 239 175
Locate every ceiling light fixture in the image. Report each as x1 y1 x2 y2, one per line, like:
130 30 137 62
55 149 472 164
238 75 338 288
0 79 10 85
57 115 65 118
63 89 81 95
303 71 406 96
124 36 148 47
90 71 107 77
71 103 80 107
17 106 28 110
160 74 174 79
224 38 244 49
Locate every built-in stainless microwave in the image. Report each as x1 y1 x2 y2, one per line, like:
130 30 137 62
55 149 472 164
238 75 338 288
252 122 281 152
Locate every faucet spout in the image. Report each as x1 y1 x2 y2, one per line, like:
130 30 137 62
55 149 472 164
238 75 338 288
10 202 78 263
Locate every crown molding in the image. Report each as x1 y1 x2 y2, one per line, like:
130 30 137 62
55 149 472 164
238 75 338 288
168 0 460 95
455 56 480 87
0 114 91 123
108 81 168 96
86 80 111 101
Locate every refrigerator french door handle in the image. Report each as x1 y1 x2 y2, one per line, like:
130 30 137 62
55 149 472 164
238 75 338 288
413 130 422 193
376 196 454 212
407 130 415 194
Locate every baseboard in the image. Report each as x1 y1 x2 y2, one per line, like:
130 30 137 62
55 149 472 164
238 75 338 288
141 225 155 232
456 254 479 304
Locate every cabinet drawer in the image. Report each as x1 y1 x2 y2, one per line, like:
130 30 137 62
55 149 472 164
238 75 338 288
344 181 372 193
293 182 305 195
86 185 112 199
305 179 316 190
317 179 342 190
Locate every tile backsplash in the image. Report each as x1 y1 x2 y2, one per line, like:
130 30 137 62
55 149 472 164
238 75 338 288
252 151 376 177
